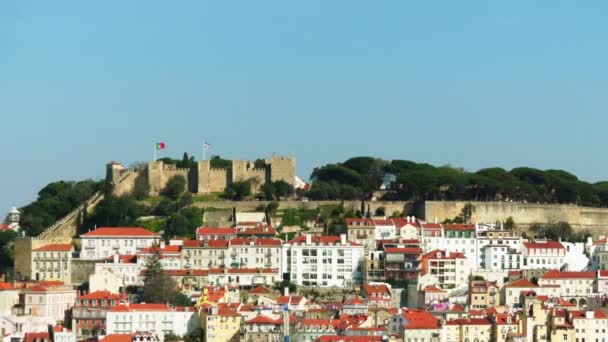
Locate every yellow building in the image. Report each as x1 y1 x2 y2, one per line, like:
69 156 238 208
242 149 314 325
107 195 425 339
31 244 73 283
200 305 241 342
549 308 576 342
444 318 492 342
469 280 500 309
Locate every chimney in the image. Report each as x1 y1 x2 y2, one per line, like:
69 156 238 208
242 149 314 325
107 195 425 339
284 287 289 297
586 311 595 319
434 217 438 224
113 253 119 264
406 216 410 223
340 234 347 245
306 234 312 245
160 241 166 249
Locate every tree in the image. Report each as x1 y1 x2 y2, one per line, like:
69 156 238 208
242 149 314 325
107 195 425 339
504 217 515 230
461 203 476 224
224 181 251 200
273 180 294 199
274 279 297 293
210 155 231 169
265 202 279 215
162 176 186 200
374 206 386 217
141 245 190 306
165 207 202 238
83 196 148 232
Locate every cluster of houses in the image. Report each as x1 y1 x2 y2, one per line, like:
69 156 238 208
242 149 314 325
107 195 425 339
4 212 608 341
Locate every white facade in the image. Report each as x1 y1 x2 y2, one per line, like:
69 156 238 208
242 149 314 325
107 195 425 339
282 234 364 287
94 256 139 287
106 304 199 341
228 238 282 271
89 267 124 293
23 285 77 321
521 240 566 270
481 245 522 271
137 245 182 271
0 288 20 315
373 220 397 240
207 269 281 287
80 227 160 260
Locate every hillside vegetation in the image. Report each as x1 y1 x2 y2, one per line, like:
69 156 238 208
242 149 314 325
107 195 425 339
308 157 608 207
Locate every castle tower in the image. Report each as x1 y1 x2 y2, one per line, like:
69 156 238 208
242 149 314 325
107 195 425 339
268 154 296 186
147 161 164 196
106 161 126 184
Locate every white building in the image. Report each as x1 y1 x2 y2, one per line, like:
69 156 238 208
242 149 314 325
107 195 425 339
22 283 77 321
207 268 281 287
106 303 199 341
419 249 470 291
137 244 182 270
522 240 566 270
481 245 522 271
0 283 20 315
228 237 282 270
94 255 139 288
80 227 160 260
282 234 364 287
373 219 396 240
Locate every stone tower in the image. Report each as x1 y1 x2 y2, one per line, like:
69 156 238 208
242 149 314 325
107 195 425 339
268 154 296 186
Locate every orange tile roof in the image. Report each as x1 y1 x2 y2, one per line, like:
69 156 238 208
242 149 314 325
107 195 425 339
33 244 73 252
25 333 50 342
79 290 123 300
315 337 384 342
402 309 441 330
0 282 15 291
246 315 282 325
277 295 305 305
138 245 181 254
218 306 240 317
443 224 475 231
238 226 277 236
523 240 565 250
249 286 271 294
82 227 159 237
541 270 596 279
421 249 466 260
385 247 423 254
363 284 390 296
101 335 133 342
424 285 446 293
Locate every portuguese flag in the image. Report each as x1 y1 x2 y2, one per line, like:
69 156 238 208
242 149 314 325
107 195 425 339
155 142 166 150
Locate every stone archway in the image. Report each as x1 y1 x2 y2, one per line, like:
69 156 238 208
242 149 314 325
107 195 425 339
569 298 577 305
579 298 587 307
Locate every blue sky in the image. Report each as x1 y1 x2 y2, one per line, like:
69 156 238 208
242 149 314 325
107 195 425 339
2 1 608 214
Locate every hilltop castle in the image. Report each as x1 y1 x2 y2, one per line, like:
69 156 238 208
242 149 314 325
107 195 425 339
107 154 296 195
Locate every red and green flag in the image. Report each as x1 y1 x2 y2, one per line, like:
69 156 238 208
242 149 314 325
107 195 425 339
155 142 166 150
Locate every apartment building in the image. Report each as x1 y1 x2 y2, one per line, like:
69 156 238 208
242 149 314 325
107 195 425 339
181 240 228 270
195 227 237 242
469 280 500 309
282 234 364 287
22 283 77 321
31 244 73 283
522 240 566 270
80 227 160 260
418 250 469 290
106 303 198 341
228 237 282 270
72 291 124 337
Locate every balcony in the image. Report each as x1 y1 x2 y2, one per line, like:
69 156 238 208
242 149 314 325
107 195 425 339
230 262 239 268
265 252 272 257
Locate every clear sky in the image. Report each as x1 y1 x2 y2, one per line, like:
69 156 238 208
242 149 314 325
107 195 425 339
2 1 608 214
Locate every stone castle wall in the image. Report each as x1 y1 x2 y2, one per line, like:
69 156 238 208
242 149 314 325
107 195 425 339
423 201 608 235
148 155 296 195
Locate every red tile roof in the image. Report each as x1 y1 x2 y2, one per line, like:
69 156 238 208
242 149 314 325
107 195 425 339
0 224 10 231
402 309 441 330
24 333 50 342
443 224 475 231
385 247 423 254
196 227 237 235
249 286 271 294
277 295 305 305
424 285 446 293
229 237 282 246
101 335 133 342
218 306 240 317
421 249 466 260
541 270 596 279
505 279 538 288
315 337 384 342
600 270 608 278
238 226 277 236
0 282 15 291
523 240 565 250
246 315 282 325
138 245 181 254
363 284 390 297
79 290 123 300
421 223 442 229
33 244 73 252
345 218 373 226
82 227 159 237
